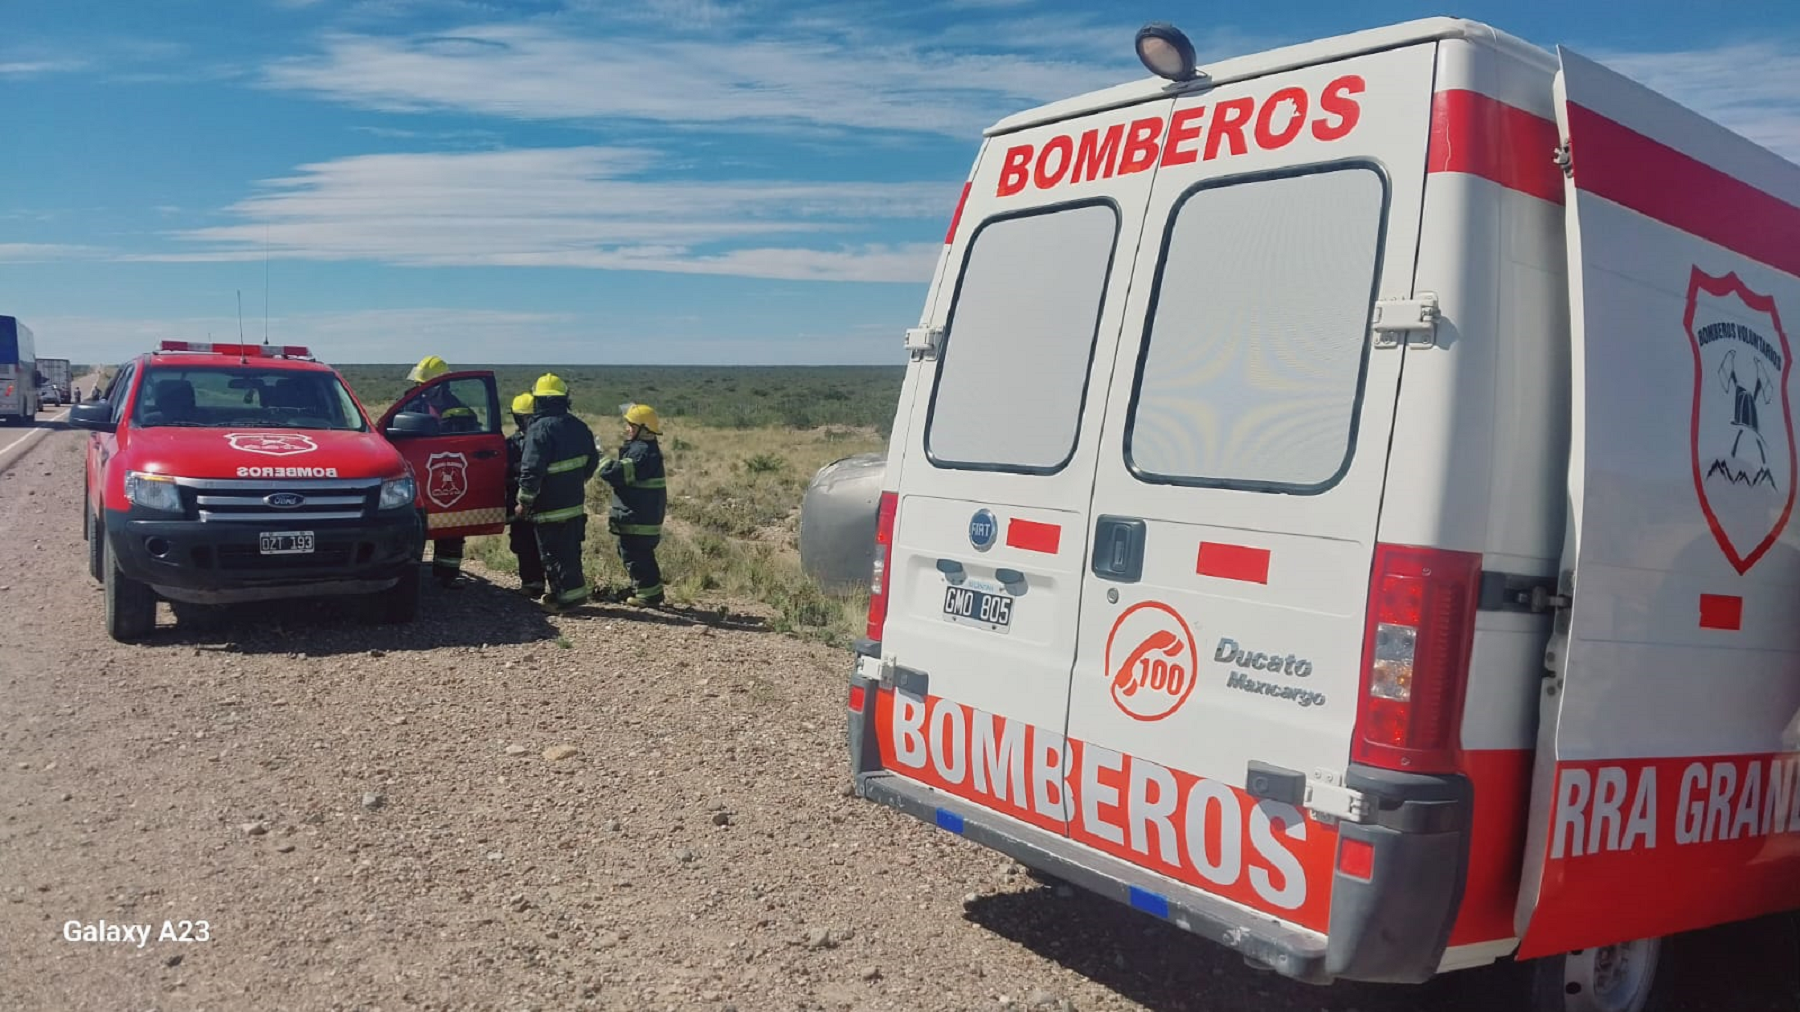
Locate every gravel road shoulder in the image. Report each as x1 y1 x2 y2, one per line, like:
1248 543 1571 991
2 427 1795 1012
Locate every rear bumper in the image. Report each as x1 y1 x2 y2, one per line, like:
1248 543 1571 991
858 770 1332 982
846 658 1472 986
1322 766 1473 982
104 507 424 603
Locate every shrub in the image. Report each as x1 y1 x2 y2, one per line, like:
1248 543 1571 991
742 453 784 475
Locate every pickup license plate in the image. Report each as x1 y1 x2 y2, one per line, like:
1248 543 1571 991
259 531 315 556
943 584 1012 633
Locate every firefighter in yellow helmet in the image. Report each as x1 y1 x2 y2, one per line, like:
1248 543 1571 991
514 373 599 612
399 355 480 587
504 392 546 599
598 402 666 606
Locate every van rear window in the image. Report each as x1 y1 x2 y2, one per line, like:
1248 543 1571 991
1125 165 1387 493
925 201 1119 474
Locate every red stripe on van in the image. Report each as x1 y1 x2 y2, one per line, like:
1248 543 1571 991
1698 593 1744 631
1005 518 1060 554
1566 103 1800 279
1446 748 1534 947
1427 90 1564 204
1195 542 1271 584
945 181 972 245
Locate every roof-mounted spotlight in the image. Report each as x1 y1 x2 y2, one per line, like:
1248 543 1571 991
1135 22 1202 83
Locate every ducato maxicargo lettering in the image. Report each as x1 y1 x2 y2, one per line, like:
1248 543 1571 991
843 16 1800 1011
72 341 507 642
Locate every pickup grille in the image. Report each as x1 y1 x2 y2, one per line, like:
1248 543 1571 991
174 477 381 523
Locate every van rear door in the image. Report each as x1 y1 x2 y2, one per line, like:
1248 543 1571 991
1514 48 1800 959
873 97 1175 836
1065 43 1439 932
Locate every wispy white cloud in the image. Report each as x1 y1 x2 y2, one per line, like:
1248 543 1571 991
1 37 224 83
30 309 570 366
349 124 503 144
0 58 89 77
1591 39 1800 162
259 19 1140 138
0 243 107 262
125 146 949 282
34 308 899 365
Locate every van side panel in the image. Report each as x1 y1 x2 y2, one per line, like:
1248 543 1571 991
1382 40 1568 958
1515 48 1800 959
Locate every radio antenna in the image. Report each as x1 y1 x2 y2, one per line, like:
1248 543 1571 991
236 290 248 364
263 224 270 345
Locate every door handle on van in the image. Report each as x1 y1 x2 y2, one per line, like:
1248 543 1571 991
1090 516 1146 583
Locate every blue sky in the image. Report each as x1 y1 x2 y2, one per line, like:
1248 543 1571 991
4 0 1798 366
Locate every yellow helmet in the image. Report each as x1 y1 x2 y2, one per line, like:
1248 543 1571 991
532 373 568 399
622 402 661 435
407 355 450 384
511 392 536 416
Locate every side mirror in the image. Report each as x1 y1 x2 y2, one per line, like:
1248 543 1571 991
69 402 115 433
385 412 440 440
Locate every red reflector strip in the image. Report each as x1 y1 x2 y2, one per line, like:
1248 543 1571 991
1698 594 1743 631
1005 518 1060 554
1337 837 1374 880
848 684 867 712
945 181 972 244
1195 542 1271 584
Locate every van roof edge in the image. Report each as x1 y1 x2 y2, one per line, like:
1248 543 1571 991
983 17 1556 138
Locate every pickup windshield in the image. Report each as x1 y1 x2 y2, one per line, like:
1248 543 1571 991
132 366 368 431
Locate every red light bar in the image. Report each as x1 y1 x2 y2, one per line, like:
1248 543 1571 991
157 340 312 359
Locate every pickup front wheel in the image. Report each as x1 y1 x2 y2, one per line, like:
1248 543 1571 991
104 552 157 642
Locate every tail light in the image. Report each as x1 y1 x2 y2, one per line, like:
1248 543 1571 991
1351 543 1482 773
865 491 899 642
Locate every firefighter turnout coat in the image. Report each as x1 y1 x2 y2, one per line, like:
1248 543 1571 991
598 436 666 536
516 398 598 523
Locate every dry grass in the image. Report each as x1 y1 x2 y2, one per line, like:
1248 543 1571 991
468 419 885 644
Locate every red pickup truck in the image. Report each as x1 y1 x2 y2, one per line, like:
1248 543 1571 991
71 341 509 641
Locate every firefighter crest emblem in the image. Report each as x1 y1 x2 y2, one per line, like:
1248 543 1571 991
425 452 469 509
225 432 318 456
1684 267 1796 575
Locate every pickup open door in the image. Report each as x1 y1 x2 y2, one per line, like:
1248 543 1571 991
1514 47 1800 959
377 371 508 539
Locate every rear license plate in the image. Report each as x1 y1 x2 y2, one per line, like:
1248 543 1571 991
942 584 1012 633
259 531 315 555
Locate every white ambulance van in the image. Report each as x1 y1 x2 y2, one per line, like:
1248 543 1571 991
844 16 1800 1010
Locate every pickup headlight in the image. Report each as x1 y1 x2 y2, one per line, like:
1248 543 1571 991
124 471 182 513
378 476 417 511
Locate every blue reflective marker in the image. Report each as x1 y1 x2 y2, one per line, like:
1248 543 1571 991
1128 885 1170 918
935 808 965 834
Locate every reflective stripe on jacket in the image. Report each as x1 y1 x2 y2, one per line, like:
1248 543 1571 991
598 437 666 534
516 397 598 522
